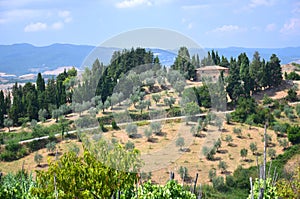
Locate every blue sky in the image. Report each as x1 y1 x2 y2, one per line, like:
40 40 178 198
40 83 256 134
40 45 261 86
0 0 299 48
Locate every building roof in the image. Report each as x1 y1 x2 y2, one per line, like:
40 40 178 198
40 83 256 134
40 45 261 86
195 65 229 71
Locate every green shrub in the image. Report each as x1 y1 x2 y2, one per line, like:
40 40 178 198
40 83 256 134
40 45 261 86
111 120 119 130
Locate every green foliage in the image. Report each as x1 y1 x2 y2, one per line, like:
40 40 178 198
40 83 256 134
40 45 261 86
248 178 278 199
268 148 276 159
212 176 228 192
233 127 242 137
208 169 216 182
0 170 36 199
273 109 281 118
34 152 43 165
263 94 274 105
68 143 80 155
126 123 138 138
182 101 200 124
287 125 300 144
225 135 233 146
250 142 258 155
278 138 289 149
214 138 222 151
240 148 248 160
126 180 196 199
152 94 161 104
111 120 119 130
0 140 28 161
276 166 300 199
296 104 300 117
232 97 257 123
125 140 135 150
4 118 13 132
31 150 139 198
164 96 176 109
176 136 185 150
225 113 231 124
171 47 195 80
285 71 300 80
178 166 189 181
150 122 161 135
203 146 216 160
218 160 228 174
286 88 298 102
45 141 56 155
144 128 153 141
96 48 155 102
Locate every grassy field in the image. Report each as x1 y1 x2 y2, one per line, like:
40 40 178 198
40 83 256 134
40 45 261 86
0 117 287 185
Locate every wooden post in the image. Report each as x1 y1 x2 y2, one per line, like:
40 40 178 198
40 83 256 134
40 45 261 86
250 177 254 199
193 173 199 194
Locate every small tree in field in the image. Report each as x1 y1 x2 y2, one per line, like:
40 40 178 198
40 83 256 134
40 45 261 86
4 118 13 132
38 108 48 122
214 138 222 152
46 141 56 155
34 152 43 166
233 127 242 138
268 148 276 159
215 117 223 130
225 113 231 124
126 123 138 138
150 122 162 135
250 142 258 155
240 148 248 160
152 94 161 105
125 141 135 150
208 169 216 182
218 160 228 174
164 97 176 109
225 135 233 146
176 137 185 151
278 138 289 150
144 128 153 142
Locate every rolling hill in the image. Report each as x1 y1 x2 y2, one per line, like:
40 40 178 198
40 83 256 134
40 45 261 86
0 43 300 77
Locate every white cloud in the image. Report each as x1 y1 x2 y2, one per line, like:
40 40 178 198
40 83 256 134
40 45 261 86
265 23 276 32
51 21 63 30
24 22 47 32
280 18 300 34
58 10 72 23
210 25 244 33
115 0 152 8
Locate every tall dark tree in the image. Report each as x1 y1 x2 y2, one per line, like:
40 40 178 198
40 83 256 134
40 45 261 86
267 54 282 88
249 51 262 92
4 91 11 114
172 46 195 80
96 48 155 102
0 90 5 127
46 78 57 106
226 57 244 104
36 73 45 92
238 53 253 96
220 56 230 68
9 83 24 125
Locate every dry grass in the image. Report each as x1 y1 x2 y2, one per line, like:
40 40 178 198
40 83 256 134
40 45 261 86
0 140 84 175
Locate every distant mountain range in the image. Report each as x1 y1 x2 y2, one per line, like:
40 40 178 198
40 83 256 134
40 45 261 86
0 43 300 77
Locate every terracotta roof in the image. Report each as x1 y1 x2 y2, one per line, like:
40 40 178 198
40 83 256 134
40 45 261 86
195 65 229 71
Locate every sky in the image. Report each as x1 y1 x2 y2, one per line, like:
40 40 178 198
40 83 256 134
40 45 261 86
0 0 300 48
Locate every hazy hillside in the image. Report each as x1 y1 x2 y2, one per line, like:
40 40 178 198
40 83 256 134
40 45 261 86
0 43 300 76
0 43 94 75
